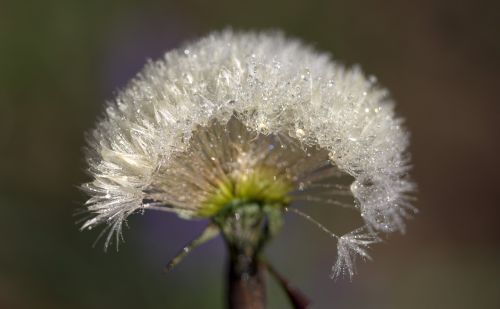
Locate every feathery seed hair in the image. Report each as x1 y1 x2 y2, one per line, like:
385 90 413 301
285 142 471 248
80 30 415 279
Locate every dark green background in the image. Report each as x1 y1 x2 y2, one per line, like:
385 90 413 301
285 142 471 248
1 0 499 308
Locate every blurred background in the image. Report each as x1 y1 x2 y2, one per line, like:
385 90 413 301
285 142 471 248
1 0 499 308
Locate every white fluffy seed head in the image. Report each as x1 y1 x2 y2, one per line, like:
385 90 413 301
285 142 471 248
80 30 415 277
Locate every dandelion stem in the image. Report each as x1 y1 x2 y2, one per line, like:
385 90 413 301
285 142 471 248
214 202 283 308
227 252 266 309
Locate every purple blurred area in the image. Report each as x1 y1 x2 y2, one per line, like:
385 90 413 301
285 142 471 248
1 0 499 308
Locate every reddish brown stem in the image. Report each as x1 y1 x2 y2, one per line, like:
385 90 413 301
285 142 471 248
228 253 266 309
263 261 311 309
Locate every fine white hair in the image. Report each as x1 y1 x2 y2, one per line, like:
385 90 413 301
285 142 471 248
81 30 414 278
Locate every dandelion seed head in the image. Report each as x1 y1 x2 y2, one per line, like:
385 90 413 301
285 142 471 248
81 29 414 277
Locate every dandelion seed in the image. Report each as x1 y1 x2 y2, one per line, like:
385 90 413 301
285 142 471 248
331 228 381 280
79 29 415 299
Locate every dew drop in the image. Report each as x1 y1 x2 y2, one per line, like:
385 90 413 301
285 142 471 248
298 182 305 191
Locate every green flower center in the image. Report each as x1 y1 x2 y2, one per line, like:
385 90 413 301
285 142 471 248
197 166 293 217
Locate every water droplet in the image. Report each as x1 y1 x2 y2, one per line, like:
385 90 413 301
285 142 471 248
258 122 268 130
295 128 305 137
301 69 310 81
184 73 193 84
184 49 190 55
